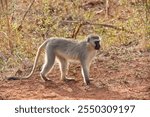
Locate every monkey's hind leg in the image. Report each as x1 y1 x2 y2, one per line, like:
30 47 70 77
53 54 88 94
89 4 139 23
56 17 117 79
40 50 55 82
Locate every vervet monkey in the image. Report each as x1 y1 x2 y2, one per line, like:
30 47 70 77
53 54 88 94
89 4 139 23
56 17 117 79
8 34 101 85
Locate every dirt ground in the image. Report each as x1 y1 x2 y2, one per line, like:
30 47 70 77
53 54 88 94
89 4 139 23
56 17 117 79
0 47 150 100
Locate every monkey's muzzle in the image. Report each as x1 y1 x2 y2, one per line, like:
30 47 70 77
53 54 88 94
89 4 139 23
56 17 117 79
95 41 100 50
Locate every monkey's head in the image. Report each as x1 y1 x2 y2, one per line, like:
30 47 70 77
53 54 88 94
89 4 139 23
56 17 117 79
87 34 101 50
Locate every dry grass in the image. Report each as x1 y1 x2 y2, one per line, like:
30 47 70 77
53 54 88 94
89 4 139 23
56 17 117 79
0 0 149 71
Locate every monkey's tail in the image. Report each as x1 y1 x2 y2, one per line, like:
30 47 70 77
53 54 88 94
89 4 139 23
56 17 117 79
7 40 49 80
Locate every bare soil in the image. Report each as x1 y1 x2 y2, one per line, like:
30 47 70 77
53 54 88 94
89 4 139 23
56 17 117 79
0 47 150 100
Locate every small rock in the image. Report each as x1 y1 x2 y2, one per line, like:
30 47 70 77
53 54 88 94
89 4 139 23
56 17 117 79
67 88 73 92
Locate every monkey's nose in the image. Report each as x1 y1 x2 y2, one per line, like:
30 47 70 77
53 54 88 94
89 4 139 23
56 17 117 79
95 45 100 50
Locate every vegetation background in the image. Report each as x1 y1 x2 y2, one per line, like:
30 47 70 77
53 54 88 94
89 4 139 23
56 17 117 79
0 0 149 71
0 0 150 99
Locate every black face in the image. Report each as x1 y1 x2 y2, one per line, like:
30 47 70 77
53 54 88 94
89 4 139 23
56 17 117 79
95 41 100 50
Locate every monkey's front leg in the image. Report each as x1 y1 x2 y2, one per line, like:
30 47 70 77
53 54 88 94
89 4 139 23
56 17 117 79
81 62 90 85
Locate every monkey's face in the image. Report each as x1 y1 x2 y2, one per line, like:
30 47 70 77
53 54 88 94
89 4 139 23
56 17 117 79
87 35 101 50
94 41 100 50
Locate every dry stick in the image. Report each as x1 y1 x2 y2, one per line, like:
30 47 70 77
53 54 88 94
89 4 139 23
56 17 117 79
91 23 135 34
143 0 150 50
4 0 13 54
71 23 83 39
105 0 110 18
63 20 135 34
0 0 4 10
145 0 150 37
71 25 77 38
5 0 10 33
18 0 35 31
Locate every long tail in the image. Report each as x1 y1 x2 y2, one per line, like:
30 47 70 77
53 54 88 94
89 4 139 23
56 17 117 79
7 40 49 80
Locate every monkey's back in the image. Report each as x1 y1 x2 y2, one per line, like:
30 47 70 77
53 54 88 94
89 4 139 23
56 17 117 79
46 38 87 61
